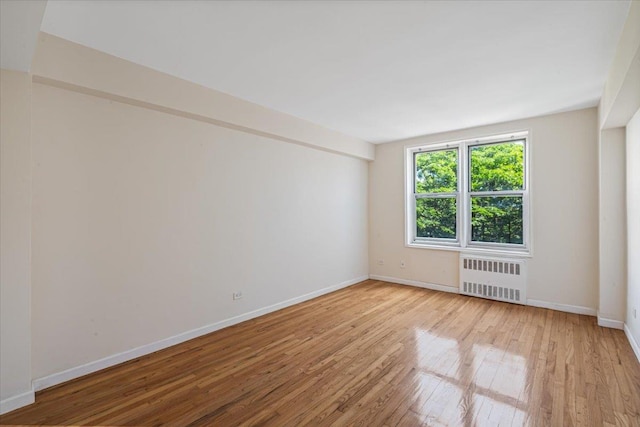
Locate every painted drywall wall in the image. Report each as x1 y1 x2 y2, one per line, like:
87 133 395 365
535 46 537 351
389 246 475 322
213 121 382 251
0 0 46 71
32 33 374 160
30 81 369 380
627 108 640 350
600 1 640 129
598 0 640 351
370 108 599 311
599 128 627 324
0 69 33 411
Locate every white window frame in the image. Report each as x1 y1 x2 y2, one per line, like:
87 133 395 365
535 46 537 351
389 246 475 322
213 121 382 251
405 131 531 256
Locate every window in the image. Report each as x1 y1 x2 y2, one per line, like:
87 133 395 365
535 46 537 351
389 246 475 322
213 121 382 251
406 131 530 254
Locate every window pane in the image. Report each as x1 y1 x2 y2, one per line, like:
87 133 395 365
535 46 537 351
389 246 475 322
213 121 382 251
470 141 524 192
415 149 457 193
471 196 523 244
416 197 456 239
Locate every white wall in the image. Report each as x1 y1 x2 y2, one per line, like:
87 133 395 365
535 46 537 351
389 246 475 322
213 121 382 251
0 31 372 410
626 108 640 351
370 108 599 311
599 128 627 324
600 1 639 129
32 33 374 161
0 69 34 411
30 80 369 381
0 0 46 72
597 0 640 353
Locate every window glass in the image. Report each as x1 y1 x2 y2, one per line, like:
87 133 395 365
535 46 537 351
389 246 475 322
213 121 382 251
470 196 523 244
469 141 524 192
416 198 457 239
415 149 457 193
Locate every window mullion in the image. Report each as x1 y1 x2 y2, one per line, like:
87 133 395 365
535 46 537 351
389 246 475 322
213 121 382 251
460 143 469 248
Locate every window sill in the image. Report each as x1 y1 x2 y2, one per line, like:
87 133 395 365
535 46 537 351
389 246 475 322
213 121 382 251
406 241 532 258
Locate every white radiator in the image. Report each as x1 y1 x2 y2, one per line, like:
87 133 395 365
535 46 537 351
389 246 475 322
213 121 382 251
459 255 527 305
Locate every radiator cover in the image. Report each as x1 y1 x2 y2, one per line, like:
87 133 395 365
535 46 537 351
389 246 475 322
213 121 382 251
459 255 527 305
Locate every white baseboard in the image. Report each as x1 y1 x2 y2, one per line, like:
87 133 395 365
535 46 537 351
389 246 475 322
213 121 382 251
0 388 35 415
526 299 597 316
368 275 601 320
624 324 640 364
368 274 459 294
597 312 625 330
33 275 368 392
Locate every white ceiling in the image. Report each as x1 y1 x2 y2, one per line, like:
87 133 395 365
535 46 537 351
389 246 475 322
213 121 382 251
39 0 630 143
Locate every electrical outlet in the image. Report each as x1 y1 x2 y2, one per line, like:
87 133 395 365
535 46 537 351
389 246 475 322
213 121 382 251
400 260 406 268
233 291 243 300
377 259 384 266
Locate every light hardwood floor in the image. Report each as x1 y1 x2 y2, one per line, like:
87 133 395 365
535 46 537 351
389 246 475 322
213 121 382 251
2 280 639 426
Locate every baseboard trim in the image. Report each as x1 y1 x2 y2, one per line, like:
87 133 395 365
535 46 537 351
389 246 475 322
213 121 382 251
597 312 625 330
0 388 35 415
369 275 597 316
624 324 640 364
526 299 596 316
33 275 368 392
368 275 459 294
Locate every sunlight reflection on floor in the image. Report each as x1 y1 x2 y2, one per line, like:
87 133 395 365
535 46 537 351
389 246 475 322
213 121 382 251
413 329 529 426
473 343 527 401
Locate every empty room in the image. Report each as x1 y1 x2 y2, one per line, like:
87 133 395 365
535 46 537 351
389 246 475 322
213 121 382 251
1 0 639 425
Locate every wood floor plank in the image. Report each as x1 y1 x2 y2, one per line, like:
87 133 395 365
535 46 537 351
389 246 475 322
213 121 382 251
1 280 639 427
